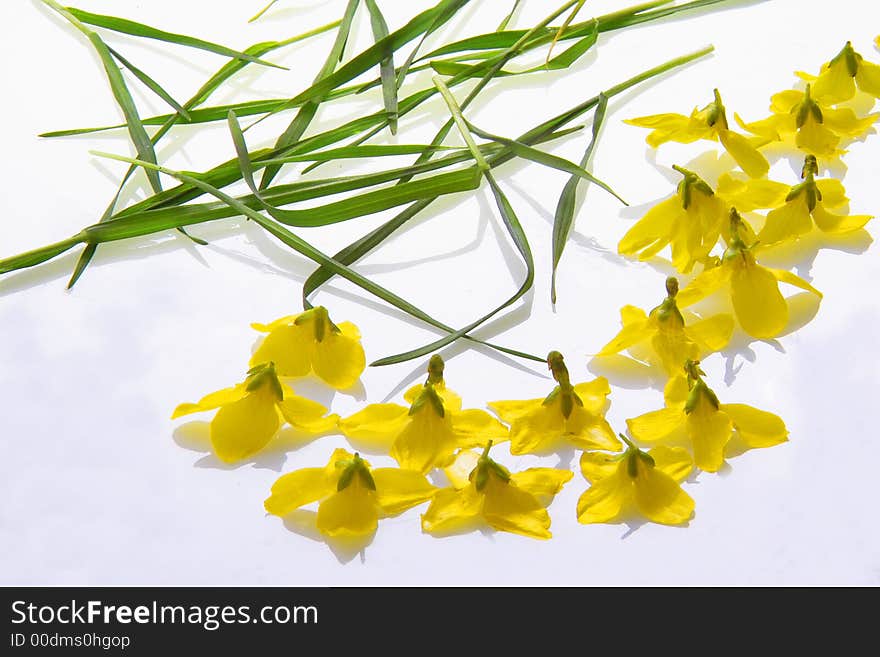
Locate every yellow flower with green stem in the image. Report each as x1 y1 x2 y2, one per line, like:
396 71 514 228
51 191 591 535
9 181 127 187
626 360 788 473
489 351 620 455
717 155 872 245
421 441 572 540
339 355 508 473
797 41 880 104
172 362 339 463
264 448 437 537
576 435 694 526
251 306 365 389
618 165 727 274
597 276 734 375
676 209 822 339
738 84 877 158
625 88 769 178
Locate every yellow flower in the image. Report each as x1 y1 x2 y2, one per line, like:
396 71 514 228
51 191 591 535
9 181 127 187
797 41 880 104
718 155 871 245
421 442 572 539
626 89 769 177
251 306 365 389
618 165 727 273
738 84 877 158
577 436 694 526
626 360 788 472
597 276 734 375
339 355 508 473
489 351 620 455
172 362 339 463
265 449 436 537
677 210 822 339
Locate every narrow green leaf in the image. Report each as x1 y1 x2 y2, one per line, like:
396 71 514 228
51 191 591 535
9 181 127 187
466 120 625 205
66 6 287 69
551 92 609 304
259 0 360 189
42 1 161 193
107 47 190 120
497 0 524 31
249 0 280 23
546 0 586 64
364 0 399 135
432 76 489 171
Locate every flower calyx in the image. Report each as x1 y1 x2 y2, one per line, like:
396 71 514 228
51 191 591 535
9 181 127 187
785 154 823 212
672 164 716 210
294 305 341 343
651 276 686 325
244 361 284 402
470 440 511 492
335 452 376 492
794 84 824 129
543 351 584 419
683 359 720 414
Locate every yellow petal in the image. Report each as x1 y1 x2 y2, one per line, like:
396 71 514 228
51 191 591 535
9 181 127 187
717 175 790 212
618 196 681 257
597 308 653 357
651 324 698 375
815 178 848 209
264 467 335 516
171 385 246 419
487 398 542 425
812 204 872 234
625 113 696 147
451 409 509 448
768 267 822 298
250 323 311 378
509 468 573 497
443 449 480 489
210 388 281 463
338 403 409 448
572 377 612 415
482 476 552 540
251 314 301 332
759 196 814 245
576 467 630 524
404 382 462 412
686 313 735 354
664 375 690 405
311 326 366 389
372 468 437 515
769 89 804 114
676 263 731 307
627 406 686 443
648 446 694 483
812 59 856 104
390 408 457 473
579 451 621 483
796 117 840 157
856 60 880 97
421 486 483 535
316 485 379 537
633 464 694 525
822 107 878 137
685 395 733 472
276 390 338 434
507 401 565 455
721 403 789 448
718 129 770 178
565 405 621 451
730 261 788 338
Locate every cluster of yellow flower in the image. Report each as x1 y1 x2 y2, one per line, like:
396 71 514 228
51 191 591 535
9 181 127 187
172 41 877 543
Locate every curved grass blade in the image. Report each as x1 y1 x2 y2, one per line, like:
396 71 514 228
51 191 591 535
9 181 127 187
465 120 625 205
66 6 287 69
550 92 609 304
259 0 360 189
249 0 280 23
546 0 586 64
258 143 459 163
107 47 190 120
41 1 161 193
364 0 399 135
94 151 542 364
497 0 524 31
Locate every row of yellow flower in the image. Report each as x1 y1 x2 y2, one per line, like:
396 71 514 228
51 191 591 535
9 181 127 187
172 40 877 542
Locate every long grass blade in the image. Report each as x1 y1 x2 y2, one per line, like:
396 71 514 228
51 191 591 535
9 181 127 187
546 0 586 64
249 0 280 23
550 92 609 304
259 0 360 189
107 47 190 120
67 6 287 69
364 0 399 135
497 0 524 31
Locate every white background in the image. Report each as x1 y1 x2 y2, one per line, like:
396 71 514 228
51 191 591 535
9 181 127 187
1 0 878 585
